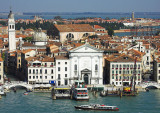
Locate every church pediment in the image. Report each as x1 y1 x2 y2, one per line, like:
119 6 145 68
70 44 103 53
81 68 91 72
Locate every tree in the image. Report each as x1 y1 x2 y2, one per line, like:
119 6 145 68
54 16 63 20
23 37 33 42
107 27 114 36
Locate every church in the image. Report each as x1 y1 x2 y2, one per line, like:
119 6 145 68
55 43 104 85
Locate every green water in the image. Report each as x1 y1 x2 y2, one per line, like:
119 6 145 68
0 90 160 113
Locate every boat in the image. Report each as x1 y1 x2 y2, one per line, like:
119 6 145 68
72 80 89 100
73 88 89 100
51 86 71 99
0 89 6 96
75 104 119 111
23 92 29 95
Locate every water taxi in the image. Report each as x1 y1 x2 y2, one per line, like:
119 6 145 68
73 88 89 100
75 104 119 111
72 80 89 100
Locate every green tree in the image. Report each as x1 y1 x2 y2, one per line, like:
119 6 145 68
23 37 33 42
54 16 63 20
107 27 114 36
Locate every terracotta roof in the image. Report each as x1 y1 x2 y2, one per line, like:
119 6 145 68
0 57 3 61
55 56 69 60
26 55 54 62
94 25 105 29
105 53 140 62
55 24 94 32
22 49 33 54
22 42 35 47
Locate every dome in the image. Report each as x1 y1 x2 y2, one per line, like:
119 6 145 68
33 28 47 42
32 28 48 46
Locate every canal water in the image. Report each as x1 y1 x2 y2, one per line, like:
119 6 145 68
0 89 160 113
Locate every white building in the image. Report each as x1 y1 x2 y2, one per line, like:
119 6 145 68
0 57 4 84
55 56 70 86
69 43 104 85
26 56 56 84
8 10 16 52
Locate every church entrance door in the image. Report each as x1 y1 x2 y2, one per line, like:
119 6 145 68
84 74 89 85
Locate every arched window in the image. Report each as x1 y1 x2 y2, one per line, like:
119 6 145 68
83 33 89 37
74 64 77 71
95 64 98 71
66 33 74 40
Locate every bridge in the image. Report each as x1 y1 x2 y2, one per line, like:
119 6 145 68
140 82 160 89
2 81 52 90
3 81 33 90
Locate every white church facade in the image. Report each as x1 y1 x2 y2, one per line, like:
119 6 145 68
55 43 104 85
69 43 104 85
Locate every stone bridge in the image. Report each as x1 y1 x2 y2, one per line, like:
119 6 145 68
2 81 52 90
140 82 160 89
3 81 33 90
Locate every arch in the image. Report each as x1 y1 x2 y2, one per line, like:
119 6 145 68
66 33 74 41
146 86 158 89
9 84 29 89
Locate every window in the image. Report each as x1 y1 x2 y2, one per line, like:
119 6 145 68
119 71 121 74
33 69 35 74
58 81 61 86
112 70 114 74
116 65 118 68
112 64 114 68
58 67 60 71
58 62 60 64
45 69 47 74
45 76 47 79
51 69 53 74
147 56 149 61
159 70 160 74
40 76 42 79
10 25 11 29
95 64 98 71
112 75 114 79
36 76 38 79
29 76 31 79
120 65 122 68
45 63 47 66
74 64 77 71
58 74 61 79
51 76 53 79
65 62 67 64
40 69 42 74
65 80 68 85
51 63 53 65
12 25 14 29
0 63 1 66
36 69 38 74
65 67 67 71
159 76 160 80
33 76 35 79
65 74 67 77
159 64 160 67
29 69 31 74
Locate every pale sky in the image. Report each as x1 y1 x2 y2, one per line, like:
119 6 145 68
0 0 160 12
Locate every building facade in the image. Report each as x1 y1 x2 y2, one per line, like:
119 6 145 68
0 57 4 84
104 54 142 86
69 43 104 85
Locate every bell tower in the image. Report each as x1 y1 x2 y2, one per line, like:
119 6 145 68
8 9 16 52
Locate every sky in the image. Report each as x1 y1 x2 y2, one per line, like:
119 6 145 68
0 0 160 12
